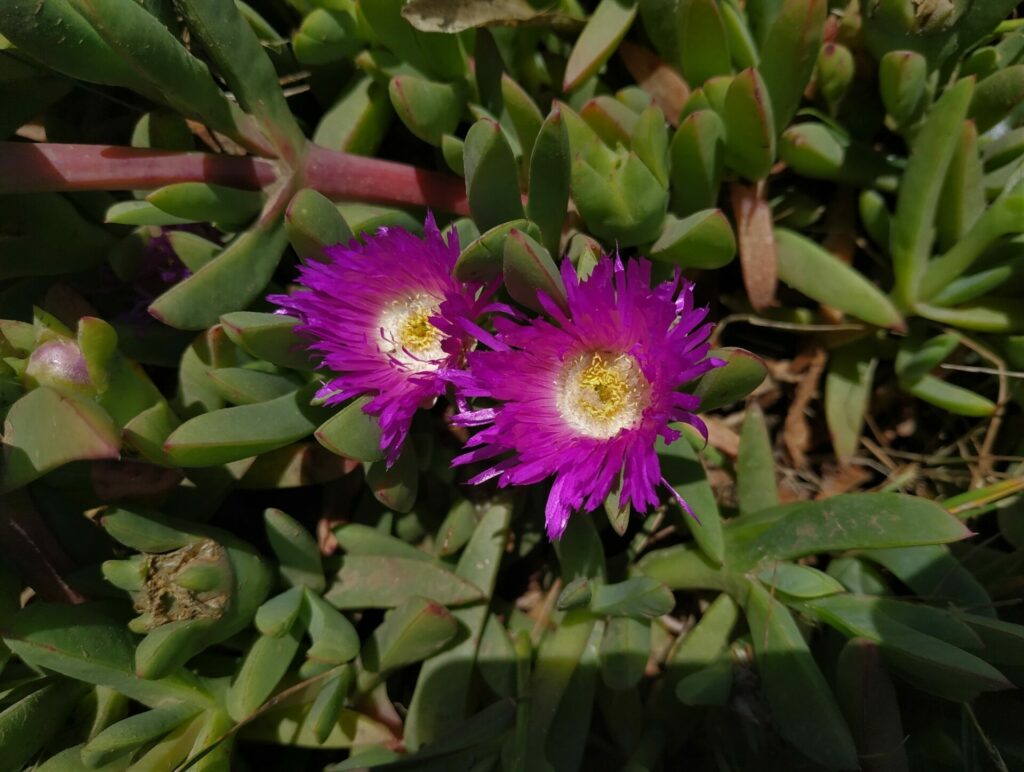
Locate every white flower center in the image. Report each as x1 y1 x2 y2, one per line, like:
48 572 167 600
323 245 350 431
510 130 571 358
377 293 446 372
556 351 650 439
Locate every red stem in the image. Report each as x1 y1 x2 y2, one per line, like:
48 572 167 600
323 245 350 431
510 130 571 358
0 141 470 215
303 144 469 215
0 142 276 192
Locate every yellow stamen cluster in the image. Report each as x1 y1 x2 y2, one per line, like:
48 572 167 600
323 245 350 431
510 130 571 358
557 351 649 439
577 354 633 421
399 309 439 353
377 293 446 373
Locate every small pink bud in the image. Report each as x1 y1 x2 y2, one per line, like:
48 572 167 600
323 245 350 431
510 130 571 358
24 338 95 396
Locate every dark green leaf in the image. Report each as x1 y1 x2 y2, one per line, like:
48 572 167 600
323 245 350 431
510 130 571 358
736 402 779 514
563 0 638 92
464 118 525 231
150 221 288 331
744 581 857 768
325 555 484 609
692 347 767 411
726 493 972 570
164 384 329 467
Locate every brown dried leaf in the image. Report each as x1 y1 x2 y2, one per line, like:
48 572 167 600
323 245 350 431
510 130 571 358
731 181 777 312
402 0 582 33
619 41 690 126
783 348 827 467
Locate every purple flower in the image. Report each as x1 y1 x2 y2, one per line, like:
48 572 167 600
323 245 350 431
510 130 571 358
450 255 722 540
270 216 491 465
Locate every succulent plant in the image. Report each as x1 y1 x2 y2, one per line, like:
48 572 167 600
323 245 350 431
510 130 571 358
0 0 1023 770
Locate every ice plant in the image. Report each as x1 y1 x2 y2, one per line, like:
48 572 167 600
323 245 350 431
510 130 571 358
451 255 722 540
270 216 489 464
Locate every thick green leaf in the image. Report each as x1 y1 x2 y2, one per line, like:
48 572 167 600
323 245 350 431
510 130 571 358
563 0 637 92
315 396 385 463
755 562 845 597
525 611 596 769
265 508 325 592
464 118 525 232
82 705 197 768
775 228 904 328
303 590 360 664
285 189 353 262
454 219 539 281
891 77 974 308
314 74 393 156
226 628 302 721
3 603 206 709
163 384 329 467
824 339 877 460
167 231 220 273
935 121 986 252
900 373 997 416
726 493 972 570
779 122 900 189
862 545 994 617
325 555 484 609
147 183 263 227
804 594 1012 701
220 311 312 372
333 523 430 562
590 576 674 618
743 581 858 769
502 228 566 313
736 402 779 514
403 502 512 750
208 366 299 406
692 347 767 411
668 110 725 216
389 75 464 146
241 703 391 749
362 0 466 81
293 8 362 66
0 681 90 770
254 587 305 636
571 150 668 246
835 639 909 772
365 445 419 513
677 0 731 85
149 221 288 331
675 661 733 706
582 95 638 147
879 50 926 127
1 386 120 492
757 0 826 132
363 596 459 672
919 175 1024 299
816 43 855 114
600 616 648 690
650 210 736 269
527 107 572 257
656 435 724 565
970 64 1024 134
0 0 154 95
67 0 261 149
173 0 305 161
722 68 776 181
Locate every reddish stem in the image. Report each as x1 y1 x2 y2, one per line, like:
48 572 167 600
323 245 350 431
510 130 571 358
0 142 276 193
303 144 469 215
0 141 470 215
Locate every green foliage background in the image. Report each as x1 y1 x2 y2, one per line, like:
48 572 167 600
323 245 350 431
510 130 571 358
0 0 1023 769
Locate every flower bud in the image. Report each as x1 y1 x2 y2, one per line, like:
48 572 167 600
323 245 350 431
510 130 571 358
23 338 95 396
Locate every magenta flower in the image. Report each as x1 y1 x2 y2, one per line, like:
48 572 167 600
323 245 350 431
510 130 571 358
270 216 490 465
450 255 722 540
